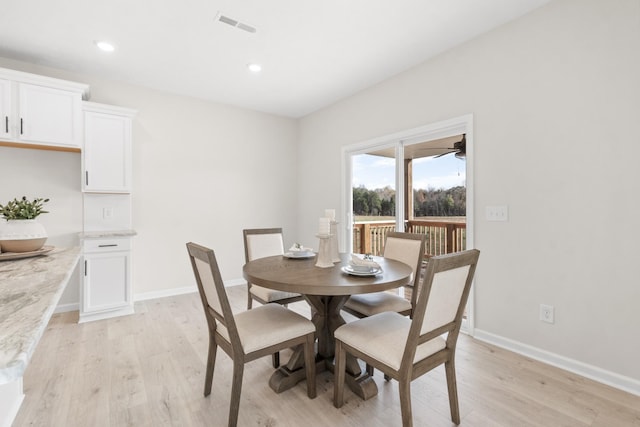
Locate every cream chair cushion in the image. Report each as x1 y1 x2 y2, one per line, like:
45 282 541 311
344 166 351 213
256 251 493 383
334 311 445 371
383 236 423 278
246 233 284 259
421 265 470 334
250 285 301 303
344 292 411 317
217 303 315 353
195 257 223 315
245 231 302 304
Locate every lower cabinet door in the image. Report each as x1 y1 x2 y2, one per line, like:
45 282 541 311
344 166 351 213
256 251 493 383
83 251 130 313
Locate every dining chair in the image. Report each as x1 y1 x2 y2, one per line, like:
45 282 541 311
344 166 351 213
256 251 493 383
343 232 426 378
186 242 317 427
334 249 480 427
343 232 426 319
243 228 305 368
243 228 304 309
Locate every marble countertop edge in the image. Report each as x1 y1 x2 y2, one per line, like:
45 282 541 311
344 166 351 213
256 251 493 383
79 229 137 239
0 247 80 384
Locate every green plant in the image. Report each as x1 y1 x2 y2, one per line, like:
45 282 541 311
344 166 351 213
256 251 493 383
0 196 50 220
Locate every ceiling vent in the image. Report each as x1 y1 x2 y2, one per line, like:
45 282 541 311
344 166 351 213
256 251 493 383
215 12 257 33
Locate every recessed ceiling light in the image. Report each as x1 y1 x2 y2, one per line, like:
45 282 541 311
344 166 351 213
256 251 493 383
95 41 115 52
247 63 262 73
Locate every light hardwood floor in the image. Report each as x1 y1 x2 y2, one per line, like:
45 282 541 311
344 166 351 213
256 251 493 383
15 286 640 427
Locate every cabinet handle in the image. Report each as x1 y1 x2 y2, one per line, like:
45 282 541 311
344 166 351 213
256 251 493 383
4 116 7 133
98 244 118 248
84 260 87 276
20 118 23 135
85 171 89 186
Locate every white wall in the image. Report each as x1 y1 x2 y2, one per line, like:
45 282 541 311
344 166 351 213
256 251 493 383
297 0 640 386
0 57 299 302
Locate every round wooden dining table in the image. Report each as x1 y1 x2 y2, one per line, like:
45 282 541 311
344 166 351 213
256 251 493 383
242 252 413 400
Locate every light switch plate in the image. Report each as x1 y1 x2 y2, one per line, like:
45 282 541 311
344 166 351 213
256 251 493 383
84 194 131 231
486 205 508 221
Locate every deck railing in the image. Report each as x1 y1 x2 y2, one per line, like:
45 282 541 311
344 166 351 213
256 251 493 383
352 219 467 314
352 219 466 258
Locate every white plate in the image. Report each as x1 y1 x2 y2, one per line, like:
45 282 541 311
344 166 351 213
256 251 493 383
284 251 315 259
341 265 382 276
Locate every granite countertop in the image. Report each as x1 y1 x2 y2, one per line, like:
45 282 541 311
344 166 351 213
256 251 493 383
0 247 80 384
79 229 137 239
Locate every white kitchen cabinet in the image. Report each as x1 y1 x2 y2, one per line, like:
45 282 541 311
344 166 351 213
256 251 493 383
0 78 10 139
81 101 137 323
80 237 134 323
82 102 136 193
0 67 88 149
18 83 83 147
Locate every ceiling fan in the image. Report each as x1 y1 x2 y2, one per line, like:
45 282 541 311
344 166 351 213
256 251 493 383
435 134 466 159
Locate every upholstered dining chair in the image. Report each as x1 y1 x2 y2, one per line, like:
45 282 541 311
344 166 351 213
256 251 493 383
186 242 316 427
343 232 426 319
343 232 426 378
243 228 304 309
334 249 480 427
243 228 305 368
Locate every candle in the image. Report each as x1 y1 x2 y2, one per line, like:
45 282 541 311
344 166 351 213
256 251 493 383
325 209 336 221
319 217 331 235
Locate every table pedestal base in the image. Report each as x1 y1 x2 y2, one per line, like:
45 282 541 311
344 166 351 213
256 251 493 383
269 359 325 393
267 294 379 400
268 357 378 400
344 370 378 400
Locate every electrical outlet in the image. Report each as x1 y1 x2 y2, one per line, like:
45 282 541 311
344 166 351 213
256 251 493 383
540 304 554 324
103 207 114 219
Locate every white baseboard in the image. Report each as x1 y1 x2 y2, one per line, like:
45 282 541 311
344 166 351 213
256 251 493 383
224 278 247 287
473 329 640 397
78 306 135 323
134 285 197 301
53 302 79 314
133 279 246 302
54 279 247 312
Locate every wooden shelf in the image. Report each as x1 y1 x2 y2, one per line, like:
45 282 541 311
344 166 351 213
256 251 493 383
0 140 81 153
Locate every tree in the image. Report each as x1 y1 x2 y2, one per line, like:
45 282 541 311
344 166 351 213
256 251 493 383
354 185 465 217
367 191 382 215
380 195 395 216
353 186 369 214
443 194 454 215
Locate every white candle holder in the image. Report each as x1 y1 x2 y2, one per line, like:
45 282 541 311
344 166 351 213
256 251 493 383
329 221 340 263
315 234 334 268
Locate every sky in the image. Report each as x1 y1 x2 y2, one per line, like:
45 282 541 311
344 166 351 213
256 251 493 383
352 153 466 190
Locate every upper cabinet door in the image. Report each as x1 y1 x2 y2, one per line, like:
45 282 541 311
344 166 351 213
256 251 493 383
18 83 82 148
0 79 11 140
83 110 133 193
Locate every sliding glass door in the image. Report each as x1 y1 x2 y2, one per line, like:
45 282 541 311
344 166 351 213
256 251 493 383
341 115 474 331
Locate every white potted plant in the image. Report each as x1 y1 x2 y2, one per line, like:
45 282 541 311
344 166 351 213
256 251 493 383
0 196 49 253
